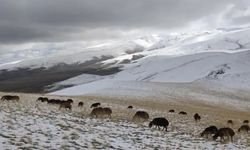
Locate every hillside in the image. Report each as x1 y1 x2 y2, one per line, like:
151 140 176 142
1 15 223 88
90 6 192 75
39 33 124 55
1 26 250 93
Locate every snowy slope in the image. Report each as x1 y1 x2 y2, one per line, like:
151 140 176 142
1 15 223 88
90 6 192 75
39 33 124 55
54 49 250 92
114 50 250 86
45 74 106 92
50 27 250 102
52 79 250 110
52 49 250 110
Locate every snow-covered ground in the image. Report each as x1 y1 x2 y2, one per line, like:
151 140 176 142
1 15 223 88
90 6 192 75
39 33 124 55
52 79 250 111
0 93 249 149
45 74 106 92
52 49 250 111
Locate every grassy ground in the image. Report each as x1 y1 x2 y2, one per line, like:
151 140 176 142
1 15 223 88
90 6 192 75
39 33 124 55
0 92 249 149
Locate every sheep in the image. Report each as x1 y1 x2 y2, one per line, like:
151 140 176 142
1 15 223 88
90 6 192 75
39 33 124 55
47 99 61 104
102 107 112 118
37 97 48 102
227 120 233 125
238 125 250 133
243 120 249 124
1 95 19 102
132 111 149 122
89 107 104 118
59 101 72 111
90 102 101 108
213 128 235 142
67 99 74 103
127 106 133 109
37 97 43 101
169 109 175 113
179 111 187 115
47 99 55 104
201 126 218 138
78 102 84 107
149 117 169 131
194 113 201 121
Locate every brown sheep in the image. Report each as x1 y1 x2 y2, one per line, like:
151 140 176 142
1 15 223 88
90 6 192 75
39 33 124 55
201 126 218 138
1 95 19 102
213 128 235 142
243 120 249 124
78 102 84 107
194 113 201 121
149 117 169 131
90 102 101 108
89 107 104 118
103 107 112 118
132 111 149 122
238 125 250 133
227 120 233 125
59 102 72 111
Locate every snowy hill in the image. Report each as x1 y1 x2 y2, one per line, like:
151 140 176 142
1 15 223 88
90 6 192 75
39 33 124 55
1 26 250 93
49 27 250 110
52 50 250 110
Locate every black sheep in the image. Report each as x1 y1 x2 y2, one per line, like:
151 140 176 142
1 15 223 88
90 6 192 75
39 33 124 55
78 102 84 107
201 126 218 138
90 102 101 108
194 113 201 121
59 102 72 111
149 117 169 131
67 99 74 103
127 106 133 109
1 95 19 102
179 111 187 115
169 109 175 113
37 97 48 102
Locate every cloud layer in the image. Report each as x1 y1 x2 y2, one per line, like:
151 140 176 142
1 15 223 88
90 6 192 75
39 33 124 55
0 0 249 46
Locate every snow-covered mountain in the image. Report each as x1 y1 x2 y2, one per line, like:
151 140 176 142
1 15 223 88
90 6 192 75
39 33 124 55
1 26 250 94
2 26 250 70
52 49 250 110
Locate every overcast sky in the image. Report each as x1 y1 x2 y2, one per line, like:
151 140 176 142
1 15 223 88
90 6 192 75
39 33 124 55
0 0 250 53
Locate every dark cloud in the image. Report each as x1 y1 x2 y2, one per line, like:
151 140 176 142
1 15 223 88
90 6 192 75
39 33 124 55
0 0 249 45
